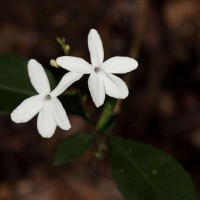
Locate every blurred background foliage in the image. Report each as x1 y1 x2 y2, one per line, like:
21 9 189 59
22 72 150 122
0 0 200 199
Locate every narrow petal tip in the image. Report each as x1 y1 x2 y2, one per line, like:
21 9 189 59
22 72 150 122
132 58 138 69
10 112 19 123
63 123 71 130
28 59 37 65
95 102 103 108
89 29 98 35
40 134 53 139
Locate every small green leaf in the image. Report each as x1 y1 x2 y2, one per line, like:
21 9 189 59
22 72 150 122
95 98 116 131
109 137 197 200
0 55 56 113
54 132 94 166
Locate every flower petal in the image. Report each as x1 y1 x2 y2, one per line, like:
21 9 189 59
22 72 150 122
37 103 57 138
49 98 71 130
102 72 128 99
28 59 51 94
11 95 43 123
101 56 138 74
56 56 92 74
50 72 83 97
88 29 104 66
88 72 105 107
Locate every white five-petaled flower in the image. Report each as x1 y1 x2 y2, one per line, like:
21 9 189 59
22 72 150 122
11 59 82 138
56 29 138 107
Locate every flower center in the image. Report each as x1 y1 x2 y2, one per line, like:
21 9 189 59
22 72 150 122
94 67 100 73
45 94 51 100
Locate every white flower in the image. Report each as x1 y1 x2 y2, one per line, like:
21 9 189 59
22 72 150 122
56 29 138 107
11 59 82 138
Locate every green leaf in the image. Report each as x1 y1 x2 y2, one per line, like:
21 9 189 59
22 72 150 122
109 137 197 200
95 98 116 131
54 132 94 166
0 54 56 113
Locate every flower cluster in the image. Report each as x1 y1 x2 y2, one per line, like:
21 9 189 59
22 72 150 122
11 29 138 138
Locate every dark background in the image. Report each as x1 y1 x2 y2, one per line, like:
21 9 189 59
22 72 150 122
0 0 200 199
